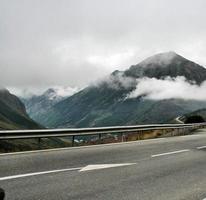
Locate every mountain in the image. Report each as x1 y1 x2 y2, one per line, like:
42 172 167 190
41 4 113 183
124 51 206 84
22 87 77 125
0 89 43 130
34 52 206 128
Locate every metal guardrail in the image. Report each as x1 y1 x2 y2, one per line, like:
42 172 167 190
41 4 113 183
0 123 206 141
0 123 206 154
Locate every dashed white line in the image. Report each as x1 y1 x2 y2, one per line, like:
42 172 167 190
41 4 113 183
197 146 206 150
0 167 81 181
151 149 190 158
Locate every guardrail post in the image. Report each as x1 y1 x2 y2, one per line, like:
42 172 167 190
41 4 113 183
38 137 41 150
98 133 101 143
121 133 124 142
72 135 75 147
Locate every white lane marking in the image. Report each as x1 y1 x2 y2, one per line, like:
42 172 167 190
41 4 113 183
79 163 136 172
0 167 81 181
0 138 166 157
197 146 206 150
151 149 190 158
0 163 136 180
179 134 202 138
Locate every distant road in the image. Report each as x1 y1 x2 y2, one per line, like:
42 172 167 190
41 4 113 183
175 116 184 124
1 129 206 199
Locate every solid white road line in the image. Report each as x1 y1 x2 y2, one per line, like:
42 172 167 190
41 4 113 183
151 149 190 158
0 162 137 180
0 167 81 181
79 163 136 172
197 146 206 150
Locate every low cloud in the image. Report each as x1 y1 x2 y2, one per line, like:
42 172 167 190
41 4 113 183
51 86 79 97
10 75 206 102
8 86 79 98
127 76 206 101
92 72 137 90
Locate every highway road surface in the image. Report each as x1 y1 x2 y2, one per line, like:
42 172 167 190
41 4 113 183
1 129 206 200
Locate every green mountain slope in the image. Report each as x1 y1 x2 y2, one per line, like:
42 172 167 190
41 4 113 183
0 89 43 130
21 88 70 124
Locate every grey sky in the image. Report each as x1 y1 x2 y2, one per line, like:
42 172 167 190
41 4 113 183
1 0 206 92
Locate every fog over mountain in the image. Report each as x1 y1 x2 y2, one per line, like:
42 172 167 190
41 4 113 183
94 52 206 101
9 86 79 98
21 87 79 123
126 76 206 100
31 52 206 128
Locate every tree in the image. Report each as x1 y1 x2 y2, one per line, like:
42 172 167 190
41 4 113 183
185 115 205 123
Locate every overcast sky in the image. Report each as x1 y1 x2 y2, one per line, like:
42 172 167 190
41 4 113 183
1 0 206 93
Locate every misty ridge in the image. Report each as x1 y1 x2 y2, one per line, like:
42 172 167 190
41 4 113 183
90 52 206 101
93 74 206 101
4 51 206 103
127 76 206 100
6 74 206 102
8 86 80 99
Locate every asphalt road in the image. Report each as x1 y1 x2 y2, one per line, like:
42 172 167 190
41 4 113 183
1 129 206 200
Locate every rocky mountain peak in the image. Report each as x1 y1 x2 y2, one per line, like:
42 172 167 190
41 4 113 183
124 51 206 84
139 51 184 66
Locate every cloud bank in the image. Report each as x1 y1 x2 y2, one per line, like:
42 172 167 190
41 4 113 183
127 76 206 101
1 0 206 91
92 72 137 90
51 86 79 97
8 86 79 98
